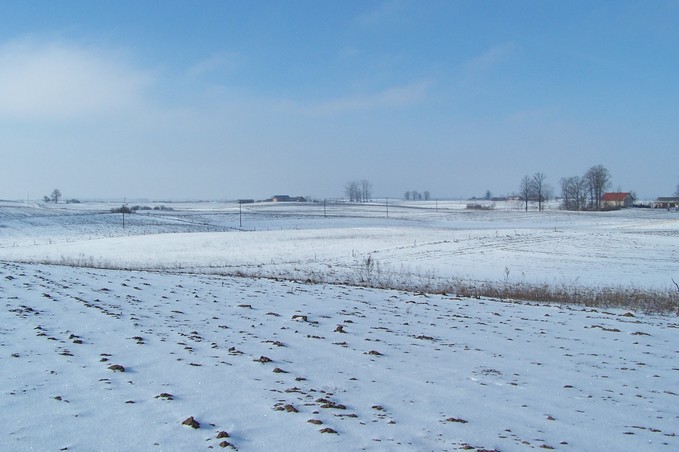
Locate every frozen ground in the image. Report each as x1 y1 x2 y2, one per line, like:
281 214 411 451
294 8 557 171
1 200 678 290
1 201 678 451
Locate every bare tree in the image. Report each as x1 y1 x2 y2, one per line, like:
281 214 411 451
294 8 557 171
560 176 587 211
360 179 372 202
560 177 572 211
518 175 534 212
345 181 360 202
345 180 372 202
532 172 550 211
574 176 588 210
424 191 430 201
404 191 411 201
51 189 62 204
584 165 611 210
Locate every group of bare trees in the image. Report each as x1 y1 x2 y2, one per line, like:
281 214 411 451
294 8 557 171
40 189 80 204
43 189 61 204
518 172 551 211
404 190 430 201
518 165 613 212
345 179 373 203
560 165 611 211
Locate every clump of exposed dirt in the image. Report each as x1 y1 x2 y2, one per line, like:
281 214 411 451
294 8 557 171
182 416 200 429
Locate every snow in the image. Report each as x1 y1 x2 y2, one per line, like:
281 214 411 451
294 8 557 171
1 201 679 450
1 200 678 290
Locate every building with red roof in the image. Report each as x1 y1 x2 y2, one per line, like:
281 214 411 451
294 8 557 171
601 192 634 209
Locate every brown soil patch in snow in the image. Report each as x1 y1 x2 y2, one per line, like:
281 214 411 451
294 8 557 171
182 416 200 429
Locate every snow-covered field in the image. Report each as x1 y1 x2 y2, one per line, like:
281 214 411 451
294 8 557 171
1 200 678 290
1 200 678 450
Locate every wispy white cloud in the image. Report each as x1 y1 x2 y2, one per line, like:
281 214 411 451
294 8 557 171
0 39 151 120
186 52 240 79
355 0 412 27
338 46 360 60
309 79 432 115
465 42 519 73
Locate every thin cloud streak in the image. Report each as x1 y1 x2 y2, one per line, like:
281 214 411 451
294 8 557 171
308 80 432 115
0 39 151 121
186 52 240 79
355 0 412 27
465 42 519 73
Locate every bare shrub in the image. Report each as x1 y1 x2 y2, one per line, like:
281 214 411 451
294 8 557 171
355 254 376 284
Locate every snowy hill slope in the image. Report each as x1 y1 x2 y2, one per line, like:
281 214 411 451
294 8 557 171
2 262 678 451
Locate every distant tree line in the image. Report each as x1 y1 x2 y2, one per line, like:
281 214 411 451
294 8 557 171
345 179 372 203
111 205 175 213
517 164 614 212
404 190 430 201
560 164 611 211
518 172 551 211
111 205 133 214
41 188 80 204
339 164 619 210
43 189 61 204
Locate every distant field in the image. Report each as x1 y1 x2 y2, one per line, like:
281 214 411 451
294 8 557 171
1 200 678 293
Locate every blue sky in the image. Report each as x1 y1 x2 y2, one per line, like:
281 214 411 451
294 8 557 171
1 0 677 201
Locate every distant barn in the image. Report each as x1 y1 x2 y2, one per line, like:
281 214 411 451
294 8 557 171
654 197 679 209
601 192 634 209
271 195 306 203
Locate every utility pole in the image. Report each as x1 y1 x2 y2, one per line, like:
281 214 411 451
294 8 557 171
386 197 389 218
